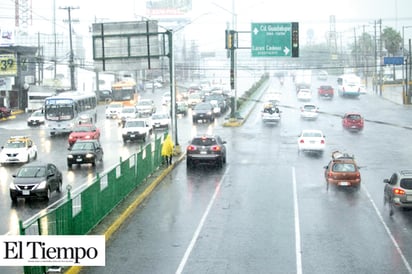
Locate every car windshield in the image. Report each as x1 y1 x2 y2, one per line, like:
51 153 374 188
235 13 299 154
195 104 211 110
126 121 145 127
302 132 322 137
4 142 25 148
32 111 43 117
192 138 217 146
332 163 356 172
152 114 168 119
347 114 361 120
72 142 95 150
73 126 95 132
138 101 151 106
17 166 46 178
304 105 316 110
122 108 135 113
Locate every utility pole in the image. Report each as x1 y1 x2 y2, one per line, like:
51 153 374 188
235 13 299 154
60 6 79 91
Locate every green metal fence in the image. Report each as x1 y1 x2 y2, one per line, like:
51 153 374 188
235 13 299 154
20 132 167 274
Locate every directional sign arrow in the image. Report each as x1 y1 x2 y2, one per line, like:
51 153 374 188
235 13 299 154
253 27 259 35
283 47 290 55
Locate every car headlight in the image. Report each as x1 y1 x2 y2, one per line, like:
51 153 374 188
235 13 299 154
85 153 94 158
67 155 73 159
9 182 16 190
37 180 47 189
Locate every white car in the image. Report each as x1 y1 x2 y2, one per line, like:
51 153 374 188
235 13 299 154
297 89 312 101
0 136 38 164
151 112 170 130
297 129 325 155
161 92 171 106
27 109 45 126
118 106 138 125
136 99 156 116
300 104 319 120
105 102 124 119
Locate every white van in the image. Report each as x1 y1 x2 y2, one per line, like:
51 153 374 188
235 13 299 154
337 74 361 97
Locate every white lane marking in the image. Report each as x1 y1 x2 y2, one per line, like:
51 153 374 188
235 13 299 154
292 167 303 274
175 167 229 274
364 187 412 273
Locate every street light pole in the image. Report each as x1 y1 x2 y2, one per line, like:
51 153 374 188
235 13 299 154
402 26 412 102
60 6 79 91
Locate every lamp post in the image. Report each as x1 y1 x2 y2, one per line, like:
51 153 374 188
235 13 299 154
60 6 79 91
212 2 238 118
402 26 412 102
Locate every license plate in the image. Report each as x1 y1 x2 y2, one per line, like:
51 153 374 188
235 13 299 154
130 134 135 137
76 158 83 162
339 181 349 186
200 151 207 154
407 195 412 202
309 141 316 144
22 190 30 195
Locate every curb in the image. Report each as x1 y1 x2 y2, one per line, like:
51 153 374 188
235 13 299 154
64 152 186 274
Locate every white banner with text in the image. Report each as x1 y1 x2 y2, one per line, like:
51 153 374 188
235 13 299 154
0 235 105 266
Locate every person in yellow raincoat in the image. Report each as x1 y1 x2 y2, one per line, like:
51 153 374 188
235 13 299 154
161 134 174 166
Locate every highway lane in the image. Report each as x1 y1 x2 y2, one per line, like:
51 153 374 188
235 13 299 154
82 76 412 274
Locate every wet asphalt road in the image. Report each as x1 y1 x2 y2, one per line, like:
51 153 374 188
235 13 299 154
79 76 412 274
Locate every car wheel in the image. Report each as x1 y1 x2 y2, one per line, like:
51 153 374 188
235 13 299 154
34 151 37 160
10 194 17 202
68 163 72 169
186 159 193 169
57 180 63 193
123 138 127 144
45 188 51 201
216 157 223 168
92 159 96 166
26 155 30 163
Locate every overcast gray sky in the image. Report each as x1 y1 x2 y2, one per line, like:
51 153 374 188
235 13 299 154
2 0 412 51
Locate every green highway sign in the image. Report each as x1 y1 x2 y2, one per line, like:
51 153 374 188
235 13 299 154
251 22 293 57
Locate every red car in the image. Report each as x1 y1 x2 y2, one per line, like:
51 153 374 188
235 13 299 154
342 112 364 131
0 106 12 118
318 85 334 99
68 124 101 146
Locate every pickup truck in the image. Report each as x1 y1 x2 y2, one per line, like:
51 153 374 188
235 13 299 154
121 118 152 143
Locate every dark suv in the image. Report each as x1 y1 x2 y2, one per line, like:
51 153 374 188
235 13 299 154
186 135 227 168
67 140 104 168
192 102 215 123
383 170 412 216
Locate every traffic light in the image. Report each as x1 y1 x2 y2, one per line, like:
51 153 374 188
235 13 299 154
291 22 299 58
226 30 233 49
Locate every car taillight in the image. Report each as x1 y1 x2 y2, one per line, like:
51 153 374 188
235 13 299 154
299 139 304 143
211 145 221 151
320 139 325 144
187 145 196 151
393 188 406 195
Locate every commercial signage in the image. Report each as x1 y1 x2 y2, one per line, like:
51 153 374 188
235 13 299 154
0 54 17 76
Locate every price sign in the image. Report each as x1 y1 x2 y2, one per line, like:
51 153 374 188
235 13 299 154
0 54 17 76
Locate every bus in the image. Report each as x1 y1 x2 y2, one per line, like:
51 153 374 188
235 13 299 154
111 79 138 105
44 91 97 136
337 74 362 97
